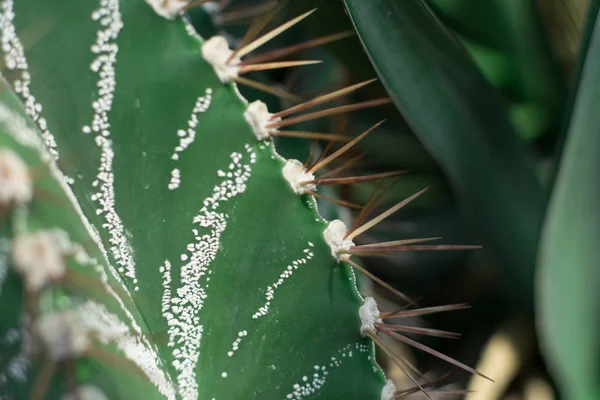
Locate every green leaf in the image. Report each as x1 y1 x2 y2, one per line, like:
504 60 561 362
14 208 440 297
537 4 600 399
427 0 566 129
343 0 546 307
552 0 600 171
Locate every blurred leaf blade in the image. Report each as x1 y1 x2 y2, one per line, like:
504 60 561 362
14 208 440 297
537 3 600 399
343 0 546 307
428 0 567 126
552 0 600 173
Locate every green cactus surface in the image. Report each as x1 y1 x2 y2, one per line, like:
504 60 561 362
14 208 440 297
0 0 387 398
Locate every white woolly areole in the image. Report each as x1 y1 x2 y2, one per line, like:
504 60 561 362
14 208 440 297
381 379 397 400
282 159 316 194
145 0 189 19
323 219 355 261
12 231 66 291
359 297 382 335
202 1 221 14
201 36 241 83
0 148 33 206
36 311 88 360
244 100 280 140
61 385 108 400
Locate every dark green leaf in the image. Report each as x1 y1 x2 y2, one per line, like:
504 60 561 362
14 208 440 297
537 3 600 399
343 0 546 307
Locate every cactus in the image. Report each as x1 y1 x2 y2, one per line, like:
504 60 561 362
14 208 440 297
0 0 388 398
0 1 487 399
